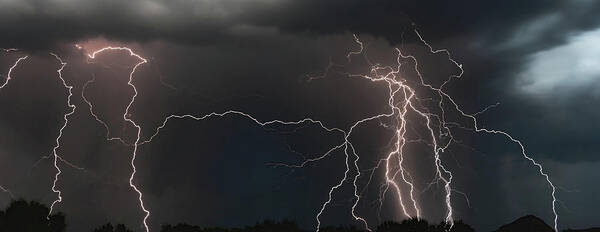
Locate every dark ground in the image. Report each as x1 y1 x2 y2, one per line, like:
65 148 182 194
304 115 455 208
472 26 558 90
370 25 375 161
0 200 596 232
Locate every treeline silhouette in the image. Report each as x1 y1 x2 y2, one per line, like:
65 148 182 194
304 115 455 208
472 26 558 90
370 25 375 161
0 200 595 232
158 219 473 232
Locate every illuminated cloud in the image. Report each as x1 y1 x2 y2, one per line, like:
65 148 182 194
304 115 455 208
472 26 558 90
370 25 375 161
518 28 600 98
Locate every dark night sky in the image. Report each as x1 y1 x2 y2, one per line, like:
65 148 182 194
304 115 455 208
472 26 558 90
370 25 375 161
1 0 600 231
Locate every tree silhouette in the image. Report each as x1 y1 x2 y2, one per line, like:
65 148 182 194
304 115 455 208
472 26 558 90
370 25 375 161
245 219 303 232
376 218 435 232
161 220 303 232
374 218 475 232
0 199 66 232
159 219 474 232
437 220 475 232
93 223 135 232
160 223 204 232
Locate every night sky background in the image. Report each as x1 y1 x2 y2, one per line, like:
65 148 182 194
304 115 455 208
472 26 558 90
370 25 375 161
1 0 600 231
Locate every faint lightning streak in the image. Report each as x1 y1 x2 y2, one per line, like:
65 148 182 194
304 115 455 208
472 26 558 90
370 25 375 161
140 111 346 146
472 102 500 117
48 53 77 217
0 52 29 200
307 34 364 82
0 56 28 90
138 111 357 232
344 113 394 232
0 185 13 199
86 47 150 232
81 75 131 146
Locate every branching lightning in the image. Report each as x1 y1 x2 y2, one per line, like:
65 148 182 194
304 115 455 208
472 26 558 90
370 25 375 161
411 30 557 231
0 28 559 232
0 50 83 215
299 30 558 232
84 47 151 232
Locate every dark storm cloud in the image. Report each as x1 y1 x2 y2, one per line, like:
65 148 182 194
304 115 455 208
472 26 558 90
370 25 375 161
2 0 600 51
2 0 600 232
0 0 274 49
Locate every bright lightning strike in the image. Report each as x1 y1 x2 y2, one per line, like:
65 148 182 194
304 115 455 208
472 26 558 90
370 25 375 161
47 53 77 217
307 30 559 231
85 46 151 232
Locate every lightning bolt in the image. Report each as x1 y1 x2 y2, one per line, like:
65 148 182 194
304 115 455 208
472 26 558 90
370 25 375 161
308 35 424 230
2 51 85 212
83 46 151 232
0 55 28 90
302 29 558 232
47 52 78 217
411 30 557 231
319 30 557 231
0 49 28 200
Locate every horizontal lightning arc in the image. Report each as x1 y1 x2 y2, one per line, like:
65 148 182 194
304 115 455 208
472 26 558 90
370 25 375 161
138 112 359 232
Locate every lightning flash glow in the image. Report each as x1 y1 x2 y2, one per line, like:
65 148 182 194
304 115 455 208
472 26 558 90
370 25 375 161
0 30 559 232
